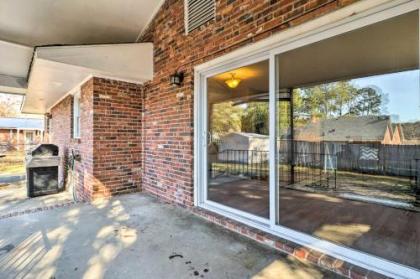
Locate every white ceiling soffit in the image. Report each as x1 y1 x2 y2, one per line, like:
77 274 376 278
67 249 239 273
0 0 163 46
0 74 27 95
0 40 32 77
22 43 153 114
0 40 33 95
0 0 163 96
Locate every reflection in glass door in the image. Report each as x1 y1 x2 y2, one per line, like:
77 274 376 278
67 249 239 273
275 11 420 269
276 90 293 190
206 59 270 218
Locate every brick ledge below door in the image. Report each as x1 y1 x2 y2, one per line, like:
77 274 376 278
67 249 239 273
191 207 391 279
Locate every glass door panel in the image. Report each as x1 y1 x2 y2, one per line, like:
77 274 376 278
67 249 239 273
206 59 270 218
275 11 420 269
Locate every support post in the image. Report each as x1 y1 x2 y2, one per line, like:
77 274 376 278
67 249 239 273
415 159 420 207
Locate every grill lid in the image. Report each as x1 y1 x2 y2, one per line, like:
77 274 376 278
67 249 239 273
30 144 59 157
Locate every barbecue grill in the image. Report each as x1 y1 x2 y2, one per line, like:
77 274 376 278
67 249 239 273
26 144 61 197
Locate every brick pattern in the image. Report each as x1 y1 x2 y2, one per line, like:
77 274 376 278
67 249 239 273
50 79 94 201
139 0 359 206
192 207 391 279
47 0 397 277
49 77 142 200
137 0 396 278
91 77 143 199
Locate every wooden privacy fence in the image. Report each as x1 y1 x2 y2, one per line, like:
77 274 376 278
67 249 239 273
279 141 420 178
209 141 420 193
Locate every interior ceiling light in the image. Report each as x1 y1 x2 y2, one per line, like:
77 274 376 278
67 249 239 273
225 73 241 89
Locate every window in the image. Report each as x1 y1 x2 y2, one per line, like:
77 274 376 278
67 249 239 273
73 92 80 138
185 0 215 33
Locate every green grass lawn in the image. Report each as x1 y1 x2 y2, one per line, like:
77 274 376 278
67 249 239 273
0 150 25 175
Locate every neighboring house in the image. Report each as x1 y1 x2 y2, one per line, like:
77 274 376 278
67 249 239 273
3 0 420 277
400 122 420 144
0 117 44 151
292 116 410 171
294 115 403 144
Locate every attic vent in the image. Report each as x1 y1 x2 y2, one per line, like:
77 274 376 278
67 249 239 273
185 0 215 33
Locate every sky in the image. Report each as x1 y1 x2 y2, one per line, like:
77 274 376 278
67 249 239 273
352 69 420 123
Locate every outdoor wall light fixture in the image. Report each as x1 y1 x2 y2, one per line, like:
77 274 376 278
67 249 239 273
225 73 241 89
170 71 184 86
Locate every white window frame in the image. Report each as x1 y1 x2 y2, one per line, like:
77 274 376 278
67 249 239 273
73 91 81 139
194 1 420 278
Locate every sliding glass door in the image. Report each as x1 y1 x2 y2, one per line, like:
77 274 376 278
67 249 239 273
274 10 420 269
197 3 420 275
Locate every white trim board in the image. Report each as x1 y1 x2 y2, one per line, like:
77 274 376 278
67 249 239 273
193 1 420 278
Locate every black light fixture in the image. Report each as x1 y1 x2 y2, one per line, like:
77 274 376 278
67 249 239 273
170 71 184 86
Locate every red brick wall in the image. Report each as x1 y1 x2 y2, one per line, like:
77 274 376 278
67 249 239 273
0 130 23 147
139 0 359 206
50 79 94 200
48 0 360 204
91 77 143 199
49 77 142 200
0 130 9 143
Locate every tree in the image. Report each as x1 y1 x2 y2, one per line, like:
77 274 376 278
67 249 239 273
334 81 358 116
241 103 269 135
0 94 21 117
210 81 386 138
210 102 244 138
293 81 383 119
277 100 291 136
349 86 382 116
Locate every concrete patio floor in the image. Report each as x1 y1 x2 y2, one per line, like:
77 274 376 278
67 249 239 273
0 193 342 279
0 181 73 218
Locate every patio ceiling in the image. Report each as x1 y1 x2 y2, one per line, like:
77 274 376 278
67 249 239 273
22 43 153 114
0 0 163 112
208 11 419 105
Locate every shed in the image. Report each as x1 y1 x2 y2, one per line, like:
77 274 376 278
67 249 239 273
218 132 269 164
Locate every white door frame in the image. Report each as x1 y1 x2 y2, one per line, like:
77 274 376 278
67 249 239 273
194 0 420 278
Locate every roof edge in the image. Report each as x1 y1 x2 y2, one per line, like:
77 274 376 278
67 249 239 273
135 0 166 42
